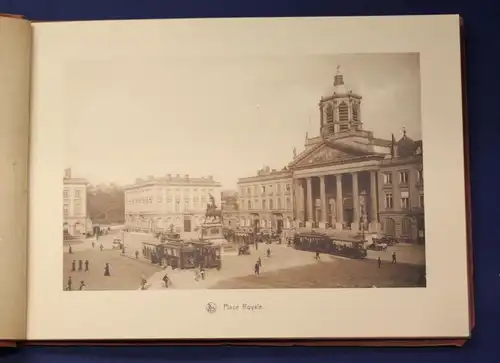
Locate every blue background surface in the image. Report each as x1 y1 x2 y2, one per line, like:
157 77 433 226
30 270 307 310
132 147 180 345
0 0 498 361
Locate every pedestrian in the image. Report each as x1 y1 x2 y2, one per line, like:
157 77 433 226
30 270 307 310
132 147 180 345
71 260 76 272
254 262 260 275
67 276 72 291
79 280 86 290
194 270 201 282
315 251 320 260
266 248 271 258
162 273 170 288
104 263 110 276
392 252 397 264
258 257 262 267
78 260 83 271
141 275 148 290
92 241 95 248
200 267 205 280
378 256 381 268
135 250 139 259
84 260 89 271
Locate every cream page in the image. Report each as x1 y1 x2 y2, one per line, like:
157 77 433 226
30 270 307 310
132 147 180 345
28 15 469 340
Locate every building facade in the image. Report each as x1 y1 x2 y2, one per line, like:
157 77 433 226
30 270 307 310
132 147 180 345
124 174 222 233
236 67 425 242
237 167 294 233
221 190 239 229
378 134 424 243
63 168 90 238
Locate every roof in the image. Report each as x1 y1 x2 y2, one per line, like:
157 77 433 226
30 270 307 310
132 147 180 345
125 174 222 190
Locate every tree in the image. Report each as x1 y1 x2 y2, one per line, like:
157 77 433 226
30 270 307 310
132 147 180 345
87 184 125 224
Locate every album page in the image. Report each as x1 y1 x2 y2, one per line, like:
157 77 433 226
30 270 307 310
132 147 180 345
27 15 469 340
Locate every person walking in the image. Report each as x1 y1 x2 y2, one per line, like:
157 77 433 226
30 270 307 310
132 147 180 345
392 252 397 264
84 260 89 272
254 261 260 275
104 263 110 276
162 273 171 288
378 256 382 268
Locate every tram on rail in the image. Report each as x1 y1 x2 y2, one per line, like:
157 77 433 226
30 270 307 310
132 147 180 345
293 232 367 259
141 239 221 270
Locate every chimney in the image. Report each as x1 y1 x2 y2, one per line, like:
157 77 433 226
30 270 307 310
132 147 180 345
64 168 71 179
166 174 171 179
208 175 213 181
176 174 180 178
185 174 189 180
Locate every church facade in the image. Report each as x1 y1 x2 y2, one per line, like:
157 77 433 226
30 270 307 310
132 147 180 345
235 68 425 243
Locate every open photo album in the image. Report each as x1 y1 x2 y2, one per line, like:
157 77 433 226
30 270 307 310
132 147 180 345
0 14 472 346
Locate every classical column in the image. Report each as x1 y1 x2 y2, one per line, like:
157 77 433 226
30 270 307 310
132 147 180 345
369 171 380 232
296 179 304 224
351 172 360 232
335 174 343 229
306 177 314 228
319 175 327 229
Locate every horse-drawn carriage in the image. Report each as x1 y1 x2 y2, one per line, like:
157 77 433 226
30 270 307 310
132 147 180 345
237 244 250 255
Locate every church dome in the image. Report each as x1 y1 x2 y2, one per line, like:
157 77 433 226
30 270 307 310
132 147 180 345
332 66 352 95
397 130 417 157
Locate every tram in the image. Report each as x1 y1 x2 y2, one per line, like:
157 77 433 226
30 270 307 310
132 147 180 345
141 238 221 270
293 232 367 259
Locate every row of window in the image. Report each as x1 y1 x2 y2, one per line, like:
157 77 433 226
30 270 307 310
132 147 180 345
384 192 424 210
63 189 82 198
127 200 203 213
127 196 208 205
63 199 84 216
240 198 292 211
383 169 423 185
239 183 292 198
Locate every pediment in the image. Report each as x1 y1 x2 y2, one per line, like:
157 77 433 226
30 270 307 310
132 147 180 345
290 141 371 168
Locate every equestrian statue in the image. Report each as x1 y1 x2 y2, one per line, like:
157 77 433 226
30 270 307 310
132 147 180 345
205 194 222 223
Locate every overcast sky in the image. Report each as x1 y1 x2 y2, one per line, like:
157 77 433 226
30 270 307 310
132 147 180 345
63 53 421 189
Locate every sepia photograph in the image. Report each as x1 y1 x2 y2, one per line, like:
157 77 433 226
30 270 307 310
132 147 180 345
62 52 426 291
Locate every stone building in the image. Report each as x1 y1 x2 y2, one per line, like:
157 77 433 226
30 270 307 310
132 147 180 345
221 190 239 229
237 166 293 234
378 132 424 243
124 174 222 233
63 168 90 238
235 67 425 242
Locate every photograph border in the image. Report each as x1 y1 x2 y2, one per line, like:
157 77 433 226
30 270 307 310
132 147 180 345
28 15 469 340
